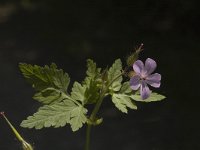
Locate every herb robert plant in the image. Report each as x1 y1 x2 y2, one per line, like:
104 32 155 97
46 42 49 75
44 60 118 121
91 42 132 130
2 44 166 150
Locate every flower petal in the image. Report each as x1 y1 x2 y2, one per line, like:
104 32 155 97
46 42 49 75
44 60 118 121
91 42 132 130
140 81 151 99
145 58 157 75
130 75 141 90
133 60 144 75
146 73 161 88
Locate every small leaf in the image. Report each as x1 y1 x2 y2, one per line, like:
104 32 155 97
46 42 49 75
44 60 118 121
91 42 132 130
33 88 67 104
108 59 123 91
82 59 101 104
84 80 99 104
19 63 70 92
83 59 101 87
120 81 132 94
112 93 137 113
111 82 122 92
71 82 86 103
86 59 101 78
131 92 166 102
21 99 88 132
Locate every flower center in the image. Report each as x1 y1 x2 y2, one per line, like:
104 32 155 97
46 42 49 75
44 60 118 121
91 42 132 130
141 76 146 80
140 71 147 79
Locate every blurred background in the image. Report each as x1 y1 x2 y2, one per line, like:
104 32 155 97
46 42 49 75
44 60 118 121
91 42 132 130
0 0 199 150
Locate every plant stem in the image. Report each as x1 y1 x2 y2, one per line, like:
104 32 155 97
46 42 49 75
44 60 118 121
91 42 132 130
90 72 124 121
90 93 105 120
84 90 105 150
84 71 125 150
85 124 92 150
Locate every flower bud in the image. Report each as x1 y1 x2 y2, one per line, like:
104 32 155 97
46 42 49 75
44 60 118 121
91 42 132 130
126 43 143 67
128 71 136 78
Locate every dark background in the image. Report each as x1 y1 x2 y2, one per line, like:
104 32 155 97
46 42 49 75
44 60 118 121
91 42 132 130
0 0 199 150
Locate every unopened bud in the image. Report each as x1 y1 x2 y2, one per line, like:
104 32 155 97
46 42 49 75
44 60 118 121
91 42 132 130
126 43 143 67
128 71 136 78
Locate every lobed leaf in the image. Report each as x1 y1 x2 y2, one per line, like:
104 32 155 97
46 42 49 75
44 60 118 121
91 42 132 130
131 92 166 102
20 99 88 132
86 59 101 79
71 82 86 103
33 88 67 104
119 81 132 94
70 105 88 131
19 63 70 92
112 93 137 113
84 80 99 104
108 59 123 91
82 59 102 104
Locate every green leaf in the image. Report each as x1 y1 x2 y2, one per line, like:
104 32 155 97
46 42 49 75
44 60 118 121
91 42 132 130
33 88 67 104
120 81 132 94
70 105 88 131
83 59 101 86
131 92 166 102
82 59 101 104
84 80 99 104
20 99 88 132
108 59 123 91
86 59 101 78
112 93 137 113
19 63 70 92
71 82 86 103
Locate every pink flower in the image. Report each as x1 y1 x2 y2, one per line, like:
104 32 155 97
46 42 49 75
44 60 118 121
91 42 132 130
130 58 161 99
